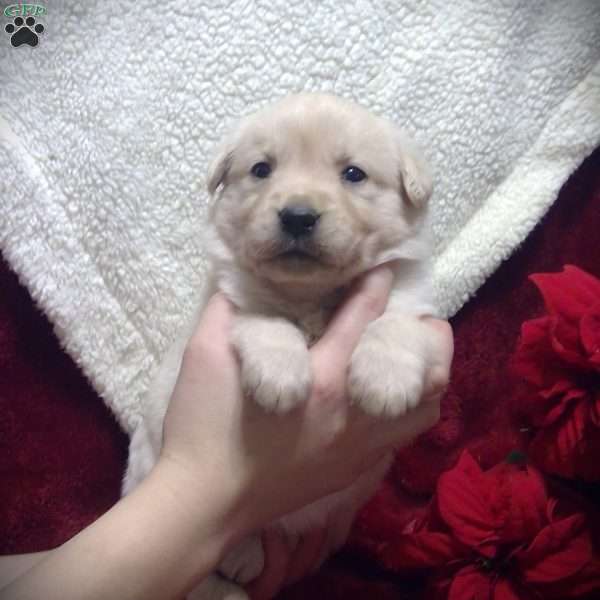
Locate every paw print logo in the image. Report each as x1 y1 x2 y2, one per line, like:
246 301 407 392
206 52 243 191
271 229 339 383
5 16 44 47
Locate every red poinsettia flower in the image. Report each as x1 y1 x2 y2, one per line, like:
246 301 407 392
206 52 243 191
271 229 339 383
380 451 600 599
512 265 600 480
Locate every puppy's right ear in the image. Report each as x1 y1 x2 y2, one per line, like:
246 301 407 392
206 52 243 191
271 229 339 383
396 129 433 209
206 140 233 196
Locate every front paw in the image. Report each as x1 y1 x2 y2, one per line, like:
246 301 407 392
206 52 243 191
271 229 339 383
232 317 312 413
241 343 312 412
349 319 426 417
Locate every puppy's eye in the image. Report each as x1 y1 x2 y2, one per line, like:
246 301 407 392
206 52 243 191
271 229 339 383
341 165 367 183
250 162 272 179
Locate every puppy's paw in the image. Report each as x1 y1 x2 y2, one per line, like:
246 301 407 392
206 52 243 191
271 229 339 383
232 316 312 413
349 319 426 417
219 534 265 584
240 342 312 413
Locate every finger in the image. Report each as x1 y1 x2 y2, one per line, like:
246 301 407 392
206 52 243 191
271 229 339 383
186 293 235 356
420 318 454 399
312 264 394 368
245 528 290 600
365 396 441 453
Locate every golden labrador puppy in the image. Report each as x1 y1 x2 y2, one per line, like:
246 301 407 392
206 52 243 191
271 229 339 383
124 93 438 599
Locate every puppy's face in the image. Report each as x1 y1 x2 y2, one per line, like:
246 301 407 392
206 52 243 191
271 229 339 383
207 93 432 289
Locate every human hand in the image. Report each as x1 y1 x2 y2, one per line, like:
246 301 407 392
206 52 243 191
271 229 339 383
246 318 453 600
159 264 452 541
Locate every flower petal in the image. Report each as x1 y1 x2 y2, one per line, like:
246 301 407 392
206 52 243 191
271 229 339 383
438 454 549 553
448 566 494 600
549 318 594 371
447 567 522 600
540 386 588 427
487 463 547 544
591 392 600 427
529 400 600 481
382 532 465 569
493 579 523 600
437 452 496 553
580 306 600 368
513 317 565 390
531 266 600 361
517 514 591 584
559 559 600 597
531 266 600 323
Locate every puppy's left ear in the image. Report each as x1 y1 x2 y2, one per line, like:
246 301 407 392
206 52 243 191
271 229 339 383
206 140 233 196
396 129 433 208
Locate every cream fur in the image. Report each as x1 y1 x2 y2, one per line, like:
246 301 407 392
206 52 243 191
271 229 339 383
123 93 439 599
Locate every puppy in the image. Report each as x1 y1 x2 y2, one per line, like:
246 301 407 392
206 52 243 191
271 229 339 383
123 93 438 599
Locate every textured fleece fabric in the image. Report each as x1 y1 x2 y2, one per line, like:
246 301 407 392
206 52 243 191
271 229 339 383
0 0 599 432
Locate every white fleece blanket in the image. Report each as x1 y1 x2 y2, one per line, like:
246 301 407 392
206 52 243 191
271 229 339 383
1 0 599 434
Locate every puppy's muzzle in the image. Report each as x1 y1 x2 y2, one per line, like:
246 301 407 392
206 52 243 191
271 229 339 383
278 205 321 239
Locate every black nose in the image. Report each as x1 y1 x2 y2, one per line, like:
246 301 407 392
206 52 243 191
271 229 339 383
278 205 320 238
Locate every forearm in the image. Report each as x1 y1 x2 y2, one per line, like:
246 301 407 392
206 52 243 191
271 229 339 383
1 460 241 600
0 552 50 589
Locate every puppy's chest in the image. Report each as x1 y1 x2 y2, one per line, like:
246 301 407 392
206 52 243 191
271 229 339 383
217 269 347 343
294 311 329 345
285 291 345 345
240 290 345 346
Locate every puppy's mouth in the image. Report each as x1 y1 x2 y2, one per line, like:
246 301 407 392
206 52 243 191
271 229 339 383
276 248 319 263
266 241 326 270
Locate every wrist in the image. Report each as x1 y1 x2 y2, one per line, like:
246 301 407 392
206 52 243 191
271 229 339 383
151 454 251 553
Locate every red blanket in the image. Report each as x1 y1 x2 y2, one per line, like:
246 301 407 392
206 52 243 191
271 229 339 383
1 148 599 598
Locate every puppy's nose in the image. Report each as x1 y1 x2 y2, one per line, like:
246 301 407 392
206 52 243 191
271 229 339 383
278 205 320 238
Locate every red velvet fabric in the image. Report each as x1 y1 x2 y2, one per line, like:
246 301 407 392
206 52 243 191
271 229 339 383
0 266 128 552
1 147 599 599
